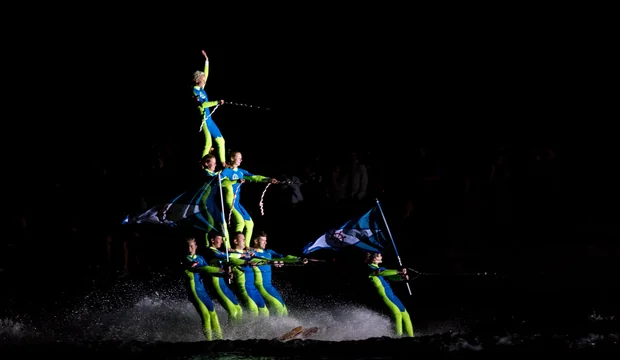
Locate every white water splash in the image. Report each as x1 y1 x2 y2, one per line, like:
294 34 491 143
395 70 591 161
1 278 399 343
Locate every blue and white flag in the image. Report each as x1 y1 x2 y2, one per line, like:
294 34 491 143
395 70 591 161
303 206 386 254
123 175 224 233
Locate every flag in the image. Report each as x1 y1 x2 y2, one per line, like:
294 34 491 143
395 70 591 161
302 206 386 255
123 175 225 233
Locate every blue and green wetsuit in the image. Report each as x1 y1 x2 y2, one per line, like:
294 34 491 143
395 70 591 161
228 249 269 317
220 167 270 247
252 249 301 316
200 169 232 248
204 245 244 323
193 62 225 162
368 263 414 337
183 253 224 340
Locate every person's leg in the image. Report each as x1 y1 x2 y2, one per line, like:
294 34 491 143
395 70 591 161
206 118 226 166
201 121 213 158
401 309 414 337
208 307 222 340
233 278 259 316
210 198 230 249
236 204 254 248
259 284 287 316
384 293 413 337
199 186 215 236
212 277 243 323
384 300 403 336
189 289 213 340
197 290 222 340
242 219 254 247
214 137 226 167
230 208 245 234
248 285 269 317
254 267 287 316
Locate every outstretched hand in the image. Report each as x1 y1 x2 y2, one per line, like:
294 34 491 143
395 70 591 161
269 178 279 184
201 50 208 60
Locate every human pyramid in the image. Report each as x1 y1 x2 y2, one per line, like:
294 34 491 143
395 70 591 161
184 50 414 341
184 50 310 341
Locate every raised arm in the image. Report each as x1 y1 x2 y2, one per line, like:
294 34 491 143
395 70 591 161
202 50 209 80
193 50 224 109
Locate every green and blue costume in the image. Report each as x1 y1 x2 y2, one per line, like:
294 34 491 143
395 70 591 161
252 249 301 316
220 167 271 247
204 245 244 323
229 248 269 317
368 263 414 337
183 253 224 340
200 169 233 248
193 61 225 163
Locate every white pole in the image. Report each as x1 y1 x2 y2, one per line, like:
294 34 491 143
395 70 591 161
376 198 412 295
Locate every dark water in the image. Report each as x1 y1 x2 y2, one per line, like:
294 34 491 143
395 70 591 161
1 263 619 359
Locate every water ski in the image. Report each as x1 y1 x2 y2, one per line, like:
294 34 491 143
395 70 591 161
277 325 304 341
299 326 319 339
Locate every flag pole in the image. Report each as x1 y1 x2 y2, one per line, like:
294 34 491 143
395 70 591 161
375 198 412 296
218 172 230 261
218 171 232 285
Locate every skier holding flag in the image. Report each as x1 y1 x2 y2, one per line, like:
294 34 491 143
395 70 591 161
302 200 414 337
365 252 414 337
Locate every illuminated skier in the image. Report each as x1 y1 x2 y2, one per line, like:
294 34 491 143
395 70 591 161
193 50 226 165
220 150 278 247
182 236 226 340
228 231 269 317
204 231 244 324
365 252 414 337
251 231 307 316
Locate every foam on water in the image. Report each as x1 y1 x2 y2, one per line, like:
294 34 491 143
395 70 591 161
1 274 618 357
0 276 401 343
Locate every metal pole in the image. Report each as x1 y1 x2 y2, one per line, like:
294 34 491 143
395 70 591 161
375 198 412 295
218 172 232 285
218 172 229 261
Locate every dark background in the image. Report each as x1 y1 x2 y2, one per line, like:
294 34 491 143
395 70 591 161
3 7 619 332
